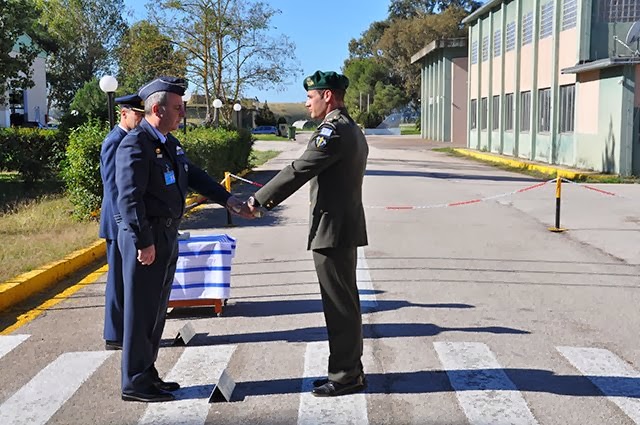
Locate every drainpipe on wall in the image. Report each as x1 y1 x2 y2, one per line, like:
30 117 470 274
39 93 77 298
550 0 562 164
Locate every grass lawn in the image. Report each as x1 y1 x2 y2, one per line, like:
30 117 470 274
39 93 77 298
252 134 292 142
0 196 98 282
400 127 421 135
433 147 640 183
0 172 64 214
250 150 280 167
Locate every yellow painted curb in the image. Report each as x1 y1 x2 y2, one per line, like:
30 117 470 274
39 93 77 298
0 239 106 312
453 148 588 180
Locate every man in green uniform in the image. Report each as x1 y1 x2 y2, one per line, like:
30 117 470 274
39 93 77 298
247 70 369 397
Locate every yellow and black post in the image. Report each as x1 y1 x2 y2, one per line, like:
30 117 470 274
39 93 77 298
224 171 233 226
548 173 567 232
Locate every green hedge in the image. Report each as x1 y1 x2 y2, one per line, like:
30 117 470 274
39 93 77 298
181 127 254 181
60 123 254 220
60 119 108 220
0 128 67 182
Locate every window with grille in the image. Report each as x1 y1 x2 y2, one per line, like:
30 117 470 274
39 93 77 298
599 0 640 22
559 84 575 132
562 0 578 30
506 22 516 51
520 91 531 131
470 99 478 129
482 36 489 61
481 97 488 130
523 12 533 45
471 40 478 64
540 2 554 39
494 29 502 57
492 95 500 130
538 88 552 132
504 93 514 131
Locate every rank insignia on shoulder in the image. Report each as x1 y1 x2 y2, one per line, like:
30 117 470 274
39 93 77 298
319 127 334 137
315 136 327 148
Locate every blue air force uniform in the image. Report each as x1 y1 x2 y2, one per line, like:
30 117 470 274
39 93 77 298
116 109 231 394
99 94 144 346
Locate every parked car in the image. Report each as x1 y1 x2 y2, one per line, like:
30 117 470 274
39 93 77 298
251 125 278 135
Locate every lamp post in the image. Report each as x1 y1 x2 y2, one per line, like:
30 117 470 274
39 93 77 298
99 75 118 129
233 102 242 128
213 98 223 128
182 89 192 135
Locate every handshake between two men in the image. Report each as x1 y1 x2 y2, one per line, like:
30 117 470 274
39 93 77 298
225 195 266 219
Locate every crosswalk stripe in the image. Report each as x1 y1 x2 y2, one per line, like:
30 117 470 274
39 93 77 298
138 345 237 425
558 346 640 423
0 335 29 359
0 351 113 425
434 341 539 425
357 247 377 310
298 342 368 425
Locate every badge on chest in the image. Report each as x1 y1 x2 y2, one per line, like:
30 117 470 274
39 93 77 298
164 166 176 185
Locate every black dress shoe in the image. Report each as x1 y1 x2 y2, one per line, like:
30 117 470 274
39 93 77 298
154 379 180 392
311 374 366 397
122 388 175 402
313 374 366 388
105 340 122 351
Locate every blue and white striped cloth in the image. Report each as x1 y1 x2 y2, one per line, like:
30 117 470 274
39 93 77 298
170 234 236 301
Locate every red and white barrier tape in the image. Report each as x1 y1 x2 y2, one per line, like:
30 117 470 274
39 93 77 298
228 173 264 188
368 179 555 210
560 178 620 197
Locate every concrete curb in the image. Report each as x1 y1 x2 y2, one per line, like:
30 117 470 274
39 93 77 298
452 148 590 180
0 239 106 312
0 168 254 313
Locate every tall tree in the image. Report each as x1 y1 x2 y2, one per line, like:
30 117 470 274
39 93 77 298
116 20 187 94
36 0 127 109
388 0 482 19
0 0 41 104
149 0 301 124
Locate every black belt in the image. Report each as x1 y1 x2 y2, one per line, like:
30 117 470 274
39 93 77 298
150 216 181 228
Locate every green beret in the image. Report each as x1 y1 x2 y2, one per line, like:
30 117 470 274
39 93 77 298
303 70 349 91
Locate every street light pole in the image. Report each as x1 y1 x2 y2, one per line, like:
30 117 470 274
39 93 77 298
182 89 192 135
99 75 118 129
233 102 242 128
213 98 223 128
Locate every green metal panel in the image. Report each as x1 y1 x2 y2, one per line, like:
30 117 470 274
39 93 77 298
503 132 516 154
556 133 575 165
579 0 592 61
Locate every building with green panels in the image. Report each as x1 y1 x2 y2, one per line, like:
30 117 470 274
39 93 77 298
464 0 640 175
411 38 469 145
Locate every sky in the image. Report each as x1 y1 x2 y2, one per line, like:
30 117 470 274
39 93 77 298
122 0 391 103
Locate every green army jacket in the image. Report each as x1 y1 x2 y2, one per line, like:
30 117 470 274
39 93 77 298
254 107 369 250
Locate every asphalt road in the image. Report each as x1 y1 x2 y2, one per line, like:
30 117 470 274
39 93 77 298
1 134 640 425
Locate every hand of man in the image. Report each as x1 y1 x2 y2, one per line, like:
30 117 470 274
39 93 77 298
246 196 265 218
137 244 156 265
226 195 256 219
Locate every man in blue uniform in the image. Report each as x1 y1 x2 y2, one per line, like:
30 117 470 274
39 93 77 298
116 76 252 402
99 94 145 351
247 70 369 397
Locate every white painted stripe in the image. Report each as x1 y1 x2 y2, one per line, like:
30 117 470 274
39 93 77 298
357 247 377 310
0 351 113 425
0 334 29 359
558 346 640 423
138 345 237 425
298 341 368 425
434 342 538 425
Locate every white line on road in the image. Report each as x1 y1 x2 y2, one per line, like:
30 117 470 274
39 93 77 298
558 346 640 423
0 351 113 425
0 334 29 359
434 341 539 425
298 341 368 425
138 345 237 425
357 247 377 311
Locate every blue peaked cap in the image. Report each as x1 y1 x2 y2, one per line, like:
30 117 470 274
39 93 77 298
138 76 187 100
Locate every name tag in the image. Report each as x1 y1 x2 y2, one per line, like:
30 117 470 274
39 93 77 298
164 170 176 185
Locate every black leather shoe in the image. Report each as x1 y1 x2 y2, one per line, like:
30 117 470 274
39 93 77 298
154 379 180 392
313 378 329 387
311 374 366 397
105 340 122 350
121 389 175 402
